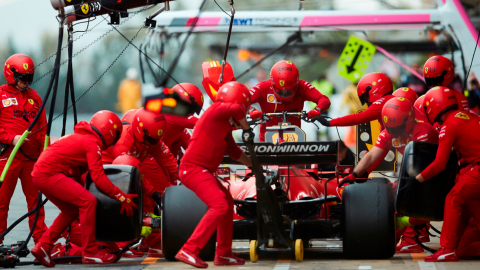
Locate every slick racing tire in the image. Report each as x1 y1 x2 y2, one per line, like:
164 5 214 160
342 181 395 259
162 185 216 261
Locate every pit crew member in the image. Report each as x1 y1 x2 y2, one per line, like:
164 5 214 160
175 82 253 268
416 87 480 262
30 111 138 266
340 97 438 253
0 54 48 245
313 72 393 129
248 60 331 142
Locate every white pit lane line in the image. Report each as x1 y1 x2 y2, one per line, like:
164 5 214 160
273 262 291 270
418 261 438 270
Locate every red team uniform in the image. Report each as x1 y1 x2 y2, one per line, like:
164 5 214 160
250 79 330 141
418 87 480 262
249 60 330 141
0 54 48 244
31 111 137 266
175 82 251 268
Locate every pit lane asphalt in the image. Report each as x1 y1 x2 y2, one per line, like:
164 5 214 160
6 182 480 270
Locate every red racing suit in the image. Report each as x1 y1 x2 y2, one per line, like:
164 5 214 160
419 110 480 252
250 80 331 141
141 114 197 213
162 114 197 155
330 95 394 129
0 83 48 244
179 102 244 256
31 121 126 254
374 118 438 156
102 125 179 184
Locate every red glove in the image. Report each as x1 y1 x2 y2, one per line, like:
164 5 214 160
307 108 321 119
249 110 262 120
115 192 138 216
169 173 180 185
339 172 357 187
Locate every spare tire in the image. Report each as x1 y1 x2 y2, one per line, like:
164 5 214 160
396 141 457 221
343 181 395 259
162 185 216 261
85 165 143 242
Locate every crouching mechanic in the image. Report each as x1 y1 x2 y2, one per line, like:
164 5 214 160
30 111 138 266
102 108 179 257
415 87 480 262
249 60 330 142
175 82 253 268
0 54 48 244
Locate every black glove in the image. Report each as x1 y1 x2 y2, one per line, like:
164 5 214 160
312 115 330 127
242 128 255 143
152 192 162 206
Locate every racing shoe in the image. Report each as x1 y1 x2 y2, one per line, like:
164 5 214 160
418 226 431 243
82 249 117 264
214 253 245 266
123 248 145 258
147 248 164 258
396 236 424 253
31 242 55 267
175 249 208 268
424 247 459 262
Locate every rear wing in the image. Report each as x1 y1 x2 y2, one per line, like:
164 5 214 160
222 141 338 165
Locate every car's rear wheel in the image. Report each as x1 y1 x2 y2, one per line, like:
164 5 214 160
162 185 216 261
342 181 395 259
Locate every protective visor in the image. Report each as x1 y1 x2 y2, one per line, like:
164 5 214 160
385 118 408 136
273 84 297 99
143 130 160 145
12 68 34 84
424 71 447 87
112 130 121 146
358 86 371 105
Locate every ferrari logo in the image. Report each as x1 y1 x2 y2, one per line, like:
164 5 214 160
397 97 405 101
424 67 428 73
455 112 470 120
285 61 293 65
157 130 163 137
279 80 285 87
23 63 28 70
402 87 409 91
183 92 188 96
81 4 89 14
28 99 34 105
383 116 388 123
201 95 204 103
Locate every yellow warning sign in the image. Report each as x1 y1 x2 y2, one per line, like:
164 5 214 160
356 116 397 172
338 36 376 83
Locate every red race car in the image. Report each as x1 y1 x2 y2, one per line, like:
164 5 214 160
162 111 396 262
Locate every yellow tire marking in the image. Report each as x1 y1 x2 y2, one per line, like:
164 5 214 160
141 257 159 264
411 252 426 261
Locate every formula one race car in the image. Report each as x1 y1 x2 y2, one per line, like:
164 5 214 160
162 111 396 262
